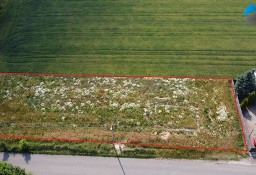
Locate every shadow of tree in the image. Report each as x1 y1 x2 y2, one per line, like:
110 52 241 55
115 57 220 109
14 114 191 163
2 152 10 161
243 108 252 121
250 151 256 160
245 13 256 25
113 144 126 175
22 153 31 164
1 152 31 164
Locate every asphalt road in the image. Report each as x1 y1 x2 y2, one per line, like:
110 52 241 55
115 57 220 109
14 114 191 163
1 152 256 175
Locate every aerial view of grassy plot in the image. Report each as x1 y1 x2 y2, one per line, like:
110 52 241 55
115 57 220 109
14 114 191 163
0 74 247 157
0 0 256 77
0 0 255 161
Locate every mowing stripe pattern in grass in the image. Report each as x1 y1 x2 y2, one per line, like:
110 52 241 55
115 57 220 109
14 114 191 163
0 0 255 77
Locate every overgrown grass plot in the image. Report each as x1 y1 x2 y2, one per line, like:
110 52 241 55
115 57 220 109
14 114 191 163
0 75 245 150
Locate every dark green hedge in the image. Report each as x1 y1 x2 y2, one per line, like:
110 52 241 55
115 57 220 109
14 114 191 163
240 91 256 109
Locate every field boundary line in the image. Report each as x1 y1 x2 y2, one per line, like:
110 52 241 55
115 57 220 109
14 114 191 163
0 72 232 81
0 134 247 153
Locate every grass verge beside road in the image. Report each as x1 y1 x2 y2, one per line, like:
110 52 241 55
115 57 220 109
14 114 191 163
0 138 247 160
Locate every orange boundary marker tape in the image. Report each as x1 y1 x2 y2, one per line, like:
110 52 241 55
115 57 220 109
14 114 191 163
0 72 248 153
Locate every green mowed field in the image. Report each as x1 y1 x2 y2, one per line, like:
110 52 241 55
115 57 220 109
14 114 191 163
0 0 256 77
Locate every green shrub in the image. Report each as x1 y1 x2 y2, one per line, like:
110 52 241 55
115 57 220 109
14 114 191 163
0 0 9 14
19 139 29 152
240 91 256 109
0 161 31 175
240 98 249 109
0 141 7 152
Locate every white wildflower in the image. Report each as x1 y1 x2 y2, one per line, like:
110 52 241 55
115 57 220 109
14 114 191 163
143 108 150 115
65 102 73 107
184 100 189 104
110 102 119 108
104 89 109 92
120 103 140 110
216 103 228 121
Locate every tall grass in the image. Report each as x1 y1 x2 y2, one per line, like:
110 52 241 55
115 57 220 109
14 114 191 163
0 75 245 150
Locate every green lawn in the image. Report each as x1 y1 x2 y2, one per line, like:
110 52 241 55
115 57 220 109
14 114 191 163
0 0 256 77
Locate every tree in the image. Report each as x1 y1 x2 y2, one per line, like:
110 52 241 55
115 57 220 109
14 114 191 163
235 70 256 97
0 0 8 14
